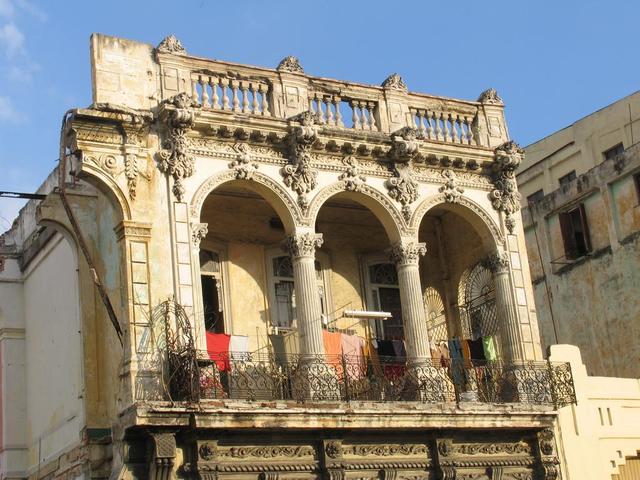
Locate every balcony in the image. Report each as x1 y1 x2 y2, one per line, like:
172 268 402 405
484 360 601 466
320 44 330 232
167 351 576 409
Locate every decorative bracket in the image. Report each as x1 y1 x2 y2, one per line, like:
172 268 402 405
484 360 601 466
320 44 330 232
156 93 200 201
490 140 524 233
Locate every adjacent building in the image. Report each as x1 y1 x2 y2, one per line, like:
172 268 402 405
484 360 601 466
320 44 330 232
0 34 580 479
518 92 640 379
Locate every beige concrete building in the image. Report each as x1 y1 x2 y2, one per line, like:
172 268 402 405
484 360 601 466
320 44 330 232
518 93 640 379
0 34 581 479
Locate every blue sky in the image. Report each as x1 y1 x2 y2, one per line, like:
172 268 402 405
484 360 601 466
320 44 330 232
1 0 639 231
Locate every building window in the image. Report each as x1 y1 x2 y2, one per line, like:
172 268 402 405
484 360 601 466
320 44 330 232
603 143 624 161
267 251 331 330
559 204 592 260
527 189 545 205
558 170 576 187
200 249 225 333
363 258 403 341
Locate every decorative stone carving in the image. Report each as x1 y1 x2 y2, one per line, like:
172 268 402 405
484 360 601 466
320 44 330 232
229 143 259 179
338 156 367 191
382 73 408 93
219 445 315 459
537 429 555 457
440 467 456 480
156 34 186 54
124 154 140 200
490 141 524 233
386 162 419 221
191 223 208 247
283 111 320 210
199 442 217 461
156 93 200 201
386 128 422 220
325 440 342 459
389 127 422 164
481 252 510 274
277 56 304 73
148 432 176 480
285 233 323 258
389 242 426 266
437 440 452 457
439 169 464 203
477 88 503 105
454 442 530 456
344 444 428 457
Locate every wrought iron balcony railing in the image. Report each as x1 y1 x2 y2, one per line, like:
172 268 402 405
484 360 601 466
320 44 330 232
167 352 576 409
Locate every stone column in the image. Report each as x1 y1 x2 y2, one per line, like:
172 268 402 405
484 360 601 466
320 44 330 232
482 251 523 362
286 232 325 357
389 241 431 364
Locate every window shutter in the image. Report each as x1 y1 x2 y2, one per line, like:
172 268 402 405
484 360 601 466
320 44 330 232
578 204 592 253
559 211 577 259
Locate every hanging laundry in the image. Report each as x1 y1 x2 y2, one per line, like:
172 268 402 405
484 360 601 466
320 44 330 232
206 332 231 371
377 340 395 359
365 339 383 376
323 330 344 376
438 342 451 368
341 334 366 380
469 338 486 361
482 336 498 361
229 335 249 361
430 341 442 365
448 338 465 386
461 339 472 363
391 339 407 359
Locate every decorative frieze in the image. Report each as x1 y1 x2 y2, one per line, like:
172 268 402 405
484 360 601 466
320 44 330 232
228 142 259 179
283 111 320 210
389 127 422 164
285 233 323 259
439 169 464 203
156 93 200 201
218 445 316 459
490 141 524 233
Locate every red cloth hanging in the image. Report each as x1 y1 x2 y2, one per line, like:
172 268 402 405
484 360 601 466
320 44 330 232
206 332 231 371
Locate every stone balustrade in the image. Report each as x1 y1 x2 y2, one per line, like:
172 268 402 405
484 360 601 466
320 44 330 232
144 35 508 148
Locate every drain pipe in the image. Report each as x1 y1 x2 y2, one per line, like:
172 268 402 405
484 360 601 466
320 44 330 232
58 110 124 347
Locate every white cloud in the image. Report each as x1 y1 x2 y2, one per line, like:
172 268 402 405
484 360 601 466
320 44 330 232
0 95 26 123
0 22 24 57
0 0 15 18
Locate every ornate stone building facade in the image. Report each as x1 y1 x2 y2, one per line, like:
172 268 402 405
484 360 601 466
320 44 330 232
0 35 576 479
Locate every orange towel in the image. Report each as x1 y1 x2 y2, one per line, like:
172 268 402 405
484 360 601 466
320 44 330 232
323 330 343 376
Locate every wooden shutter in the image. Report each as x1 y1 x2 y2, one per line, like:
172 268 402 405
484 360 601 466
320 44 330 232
559 211 577 260
577 204 592 253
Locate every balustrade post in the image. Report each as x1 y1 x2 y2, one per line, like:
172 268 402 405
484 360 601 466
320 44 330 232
285 233 325 358
389 241 431 365
482 251 524 362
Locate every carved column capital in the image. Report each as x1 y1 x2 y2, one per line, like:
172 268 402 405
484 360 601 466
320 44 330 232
285 233 323 259
191 222 208 247
481 251 510 274
389 241 426 267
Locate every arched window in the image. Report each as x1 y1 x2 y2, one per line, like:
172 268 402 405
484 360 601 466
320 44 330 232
424 287 448 342
457 262 501 354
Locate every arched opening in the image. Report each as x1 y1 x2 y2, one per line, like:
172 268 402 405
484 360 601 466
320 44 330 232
198 180 296 356
314 191 403 354
418 202 500 359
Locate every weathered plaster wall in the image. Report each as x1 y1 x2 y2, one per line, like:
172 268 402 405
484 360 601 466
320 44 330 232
22 233 84 472
551 345 640 480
